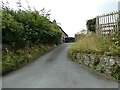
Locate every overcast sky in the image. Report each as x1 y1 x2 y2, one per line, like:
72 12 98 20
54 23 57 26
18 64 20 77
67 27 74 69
3 0 120 37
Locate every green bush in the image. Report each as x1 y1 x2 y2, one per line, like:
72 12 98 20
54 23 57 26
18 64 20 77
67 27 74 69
2 1 61 75
2 51 18 74
2 45 52 75
111 63 120 80
106 31 120 56
93 55 100 66
2 1 62 49
86 18 96 32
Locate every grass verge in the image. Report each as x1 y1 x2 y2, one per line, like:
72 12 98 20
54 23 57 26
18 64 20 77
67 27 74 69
67 34 120 80
2 44 55 75
68 34 120 58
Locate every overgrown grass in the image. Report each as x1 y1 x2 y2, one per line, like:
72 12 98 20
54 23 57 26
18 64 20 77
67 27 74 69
2 45 55 75
68 33 120 80
68 34 120 58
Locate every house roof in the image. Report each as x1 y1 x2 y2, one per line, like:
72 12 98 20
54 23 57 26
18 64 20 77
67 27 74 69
49 20 68 37
58 26 68 37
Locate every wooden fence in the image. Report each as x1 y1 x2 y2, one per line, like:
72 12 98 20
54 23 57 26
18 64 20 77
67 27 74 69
96 11 119 36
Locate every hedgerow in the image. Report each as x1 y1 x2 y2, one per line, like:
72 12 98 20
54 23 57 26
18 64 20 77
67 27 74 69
2 1 62 75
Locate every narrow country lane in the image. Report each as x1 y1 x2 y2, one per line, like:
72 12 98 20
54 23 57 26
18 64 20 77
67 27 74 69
2 43 118 88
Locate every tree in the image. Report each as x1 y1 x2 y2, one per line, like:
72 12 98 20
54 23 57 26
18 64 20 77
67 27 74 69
2 0 62 50
86 18 96 32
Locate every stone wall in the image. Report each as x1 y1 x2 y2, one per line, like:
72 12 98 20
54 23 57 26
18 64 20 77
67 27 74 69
72 53 120 80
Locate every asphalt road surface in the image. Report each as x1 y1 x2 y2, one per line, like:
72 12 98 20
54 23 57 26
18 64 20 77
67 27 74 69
2 43 118 88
